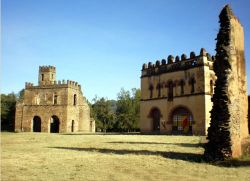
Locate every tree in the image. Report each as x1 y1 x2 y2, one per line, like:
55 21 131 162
1 93 17 131
92 97 115 132
90 88 140 132
116 88 140 132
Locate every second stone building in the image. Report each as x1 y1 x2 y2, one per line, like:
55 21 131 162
15 66 95 133
140 49 215 135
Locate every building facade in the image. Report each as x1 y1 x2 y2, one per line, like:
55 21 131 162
15 66 95 133
140 49 215 135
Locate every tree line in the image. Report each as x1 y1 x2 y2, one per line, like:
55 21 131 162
1 90 24 131
90 88 140 132
1 88 140 132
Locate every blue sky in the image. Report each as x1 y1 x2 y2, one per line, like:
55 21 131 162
2 0 250 101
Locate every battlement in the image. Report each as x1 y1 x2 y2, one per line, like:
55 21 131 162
141 48 214 77
25 82 34 88
39 65 56 72
25 79 81 90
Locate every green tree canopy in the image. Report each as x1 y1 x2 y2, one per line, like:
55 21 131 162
116 88 141 132
1 93 17 131
90 88 141 132
91 97 116 132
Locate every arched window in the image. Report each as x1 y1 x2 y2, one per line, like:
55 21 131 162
149 84 154 99
73 94 77 105
156 83 162 98
167 81 174 101
179 80 185 95
189 77 196 93
53 93 58 105
41 74 44 81
171 107 193 135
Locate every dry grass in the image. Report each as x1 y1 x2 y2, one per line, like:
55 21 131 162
1 132 250 181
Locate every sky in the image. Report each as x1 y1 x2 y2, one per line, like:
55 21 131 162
2 0 250 101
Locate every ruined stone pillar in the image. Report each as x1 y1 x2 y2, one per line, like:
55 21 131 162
204 5 248 161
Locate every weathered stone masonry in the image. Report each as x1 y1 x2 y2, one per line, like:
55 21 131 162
205 5 248 160
140 49 216 135
15 66 95 133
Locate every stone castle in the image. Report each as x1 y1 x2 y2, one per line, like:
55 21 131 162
140 49 215 135
140 5 248 137
15 66 95 133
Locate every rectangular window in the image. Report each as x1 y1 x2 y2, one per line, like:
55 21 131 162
42 74 44 81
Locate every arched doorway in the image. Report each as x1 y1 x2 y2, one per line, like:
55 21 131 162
149 108 161 132
171 107 193 135
33 116 41 132
50 115 60 133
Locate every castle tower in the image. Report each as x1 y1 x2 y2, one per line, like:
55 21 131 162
38 66 56 85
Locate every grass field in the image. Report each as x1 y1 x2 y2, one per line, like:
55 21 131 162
1 132 250 181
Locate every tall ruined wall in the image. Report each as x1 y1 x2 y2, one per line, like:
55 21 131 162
231 17 248 140
205 5 248 160
228 9 248 156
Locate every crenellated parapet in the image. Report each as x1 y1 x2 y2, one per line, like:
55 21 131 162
39 65 56 72
66 80 82 90
25 79 82 91
141 48 214 77
25 82 34 88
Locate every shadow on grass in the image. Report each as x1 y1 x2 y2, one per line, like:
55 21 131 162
214 160 250 167
50 146 203 162
50 146 250 167
60 132 187 136
60 132 141 136
107 141 205 148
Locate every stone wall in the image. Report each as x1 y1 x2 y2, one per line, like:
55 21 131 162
227 10 248 157
140 50 215 135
